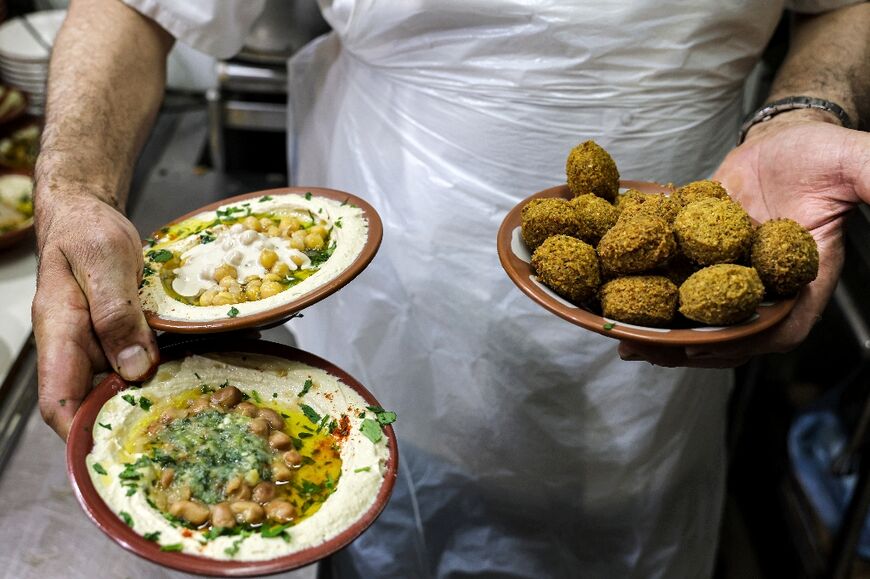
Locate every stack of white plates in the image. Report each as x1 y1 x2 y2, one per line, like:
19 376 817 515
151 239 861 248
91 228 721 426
0 10 66 116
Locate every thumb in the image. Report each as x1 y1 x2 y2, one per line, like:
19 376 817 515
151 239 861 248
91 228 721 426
69 231 158 381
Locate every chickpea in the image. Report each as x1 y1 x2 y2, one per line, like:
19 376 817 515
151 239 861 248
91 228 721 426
271 262 290 277
283 449 302 468
250 418 270 437
210 385 242 409
169 500 210 526
259 218 274 231
225 477 252 501
257 408 284 430
246 277 263 288
187 396 211 414
244 274 260 283
160 467 175 489
230 501 265 525
252 482 276 504
259 249 278 270
210 502 236 529
219 275 236 289
305 233 325 250
227 282 242 296
259 281 283 299
235 401 258 417
309 225 328 238
242 216 260 231
269 431 292 451
199 289 218 306
290 230 307 251
245 285 261 301
265 500 297 524
213 264 238 283
279 217 301 232
212 291 237 306
266 225 281 237
271 461 293 483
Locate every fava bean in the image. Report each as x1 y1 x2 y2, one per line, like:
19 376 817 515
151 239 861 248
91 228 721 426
230 501 265 525
265 500 296 524
169 500 210 526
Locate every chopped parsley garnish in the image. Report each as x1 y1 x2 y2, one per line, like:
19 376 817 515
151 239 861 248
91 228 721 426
139 279 150 288
297 432 313 439
200 384 214 394
121 394 137 406
341 198 349 206
160 543 183 552
272 392 278 398
199 230 216 244
603 322 615 330
194 372 201 380
366 405 397 426
119 511 134 528
354 466 371 473
98 422 112 431
250 390 262 403
334 219 343 228
261 523 292 539
259 195 272 202
360 419 383 444
143 531 161 542
304 192 312 201
298 378 313 397
146 249 173 263
300 404 321 424
139 397 153 411
145 237 156 247
142 265 155 277
216 206 247 222
227 306 240 318
92 462 107 475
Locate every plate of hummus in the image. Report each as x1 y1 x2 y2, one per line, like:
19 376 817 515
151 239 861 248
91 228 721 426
139 187 382 332
0 171 33 249
66 339 398 576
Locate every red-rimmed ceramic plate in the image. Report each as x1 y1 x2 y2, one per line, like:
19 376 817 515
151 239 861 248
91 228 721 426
497 180 797 346
141 187 383 333
0 168 33 250
66 338 399 577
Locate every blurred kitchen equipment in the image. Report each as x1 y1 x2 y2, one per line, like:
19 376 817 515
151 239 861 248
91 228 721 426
0 9 64 115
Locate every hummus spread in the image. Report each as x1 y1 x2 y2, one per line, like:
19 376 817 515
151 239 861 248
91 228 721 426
139 193 368 322
87 353 391 560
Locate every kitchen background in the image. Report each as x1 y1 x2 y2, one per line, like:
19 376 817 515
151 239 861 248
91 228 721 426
0 1 867 578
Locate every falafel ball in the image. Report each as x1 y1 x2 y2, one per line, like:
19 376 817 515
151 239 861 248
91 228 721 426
569 193 619 244
531 234 601 304
678 264 764 325
673 179 730 206
521 197 580 251
596 214 676 275
751 218 819 295
616 191 680 225
566 140 620 202
674 198 753 265
600 276 678 327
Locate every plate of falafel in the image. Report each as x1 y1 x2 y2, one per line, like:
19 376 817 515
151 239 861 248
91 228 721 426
496 140 820 346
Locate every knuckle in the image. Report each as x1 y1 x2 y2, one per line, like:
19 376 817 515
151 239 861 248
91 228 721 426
90 298 143 339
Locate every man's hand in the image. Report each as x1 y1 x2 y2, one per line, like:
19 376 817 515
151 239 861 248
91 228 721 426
32 190 158 439
619 116 870 368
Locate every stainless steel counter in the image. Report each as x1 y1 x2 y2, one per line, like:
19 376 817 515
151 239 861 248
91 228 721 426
0 101 315 578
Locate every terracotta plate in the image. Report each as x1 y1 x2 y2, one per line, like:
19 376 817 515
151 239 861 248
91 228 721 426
143 187 383 333
497 181 797 346
0 168 33 250
66 337 399 577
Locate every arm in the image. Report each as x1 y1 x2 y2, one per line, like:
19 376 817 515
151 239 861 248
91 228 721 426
32 0 173 437
619 3 870 367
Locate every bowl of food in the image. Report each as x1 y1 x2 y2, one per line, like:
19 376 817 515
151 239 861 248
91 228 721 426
67 338 398 576
497 141 818 346
0 170 33 249
139 187 382 332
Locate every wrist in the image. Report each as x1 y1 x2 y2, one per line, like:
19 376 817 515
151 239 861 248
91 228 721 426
743 108 844 142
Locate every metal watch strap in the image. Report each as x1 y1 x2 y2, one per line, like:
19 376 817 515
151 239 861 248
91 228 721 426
737 96 855 145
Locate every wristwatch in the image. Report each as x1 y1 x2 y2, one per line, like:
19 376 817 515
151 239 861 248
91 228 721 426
737 96 855 145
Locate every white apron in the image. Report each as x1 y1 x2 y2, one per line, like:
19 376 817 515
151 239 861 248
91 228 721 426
121 0 847 576
285 2 784 577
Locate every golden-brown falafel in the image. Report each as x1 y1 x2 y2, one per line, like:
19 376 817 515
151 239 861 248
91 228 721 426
531 234 601 304
616 191 680 225
597 214 676 275
569 193 619 244
600 276 678 327
751 218 819 296
673 179 730 207
521 197 580 251
678 264 764 325
566 140 620 202
674 198 753 265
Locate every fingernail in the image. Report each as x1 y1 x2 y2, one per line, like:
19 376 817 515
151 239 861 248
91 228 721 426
116 345 152 380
